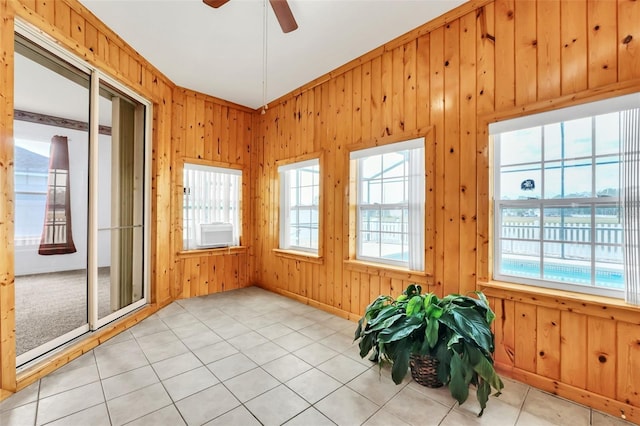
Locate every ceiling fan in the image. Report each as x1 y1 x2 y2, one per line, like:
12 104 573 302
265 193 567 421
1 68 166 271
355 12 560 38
203 0 299 33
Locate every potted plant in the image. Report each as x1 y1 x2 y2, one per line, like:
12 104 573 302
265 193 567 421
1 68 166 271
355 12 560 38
354 284 504 416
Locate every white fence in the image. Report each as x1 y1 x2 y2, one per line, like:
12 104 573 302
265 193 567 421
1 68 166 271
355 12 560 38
501 221 623 262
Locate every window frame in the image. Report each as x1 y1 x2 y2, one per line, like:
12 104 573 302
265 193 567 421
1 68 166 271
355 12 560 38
278 157 321 254
490 94 640 299
181 160 243 252
348 136 428 272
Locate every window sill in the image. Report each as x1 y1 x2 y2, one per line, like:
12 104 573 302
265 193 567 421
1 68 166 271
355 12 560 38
273 249 323 264
177 246 247 259
343 259 430 282
479 279 640 320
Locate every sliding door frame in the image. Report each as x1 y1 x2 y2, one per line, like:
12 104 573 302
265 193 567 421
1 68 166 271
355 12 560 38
14 19 152 366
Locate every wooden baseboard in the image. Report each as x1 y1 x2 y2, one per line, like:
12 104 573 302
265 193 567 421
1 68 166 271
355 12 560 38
256 284 361 322
495 363 637 424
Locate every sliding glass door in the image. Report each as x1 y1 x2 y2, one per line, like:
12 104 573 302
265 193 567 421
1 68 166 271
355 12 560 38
96 83 146 325
13 24 150 366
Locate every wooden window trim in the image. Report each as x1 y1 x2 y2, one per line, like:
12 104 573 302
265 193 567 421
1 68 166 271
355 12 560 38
343 259 431 283
273 248 323 264
177 245 247 259
479 279 640 323
275 151 324 259
345 127 435 277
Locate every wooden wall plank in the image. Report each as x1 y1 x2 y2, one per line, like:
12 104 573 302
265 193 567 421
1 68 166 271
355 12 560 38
475 2 494 283
328 77 344 306
204 101 214 161
35 0 54 23
514 0 537 106
494 0 515 109
494 299 515 366
53 1 70 38
69 9 83 46
184 94 196 159
514 303 537 372
536 0 561 101
403 40 417 132
458 11 477 295
442 20 461 296
587 316 616 399
381 50 393 137
536 306 560 380
97 32 108 64
587 0 618 88
392 45 405 135
370 56 382 140
617 0 640 81
617 322 640 407
560 311 587 389
360 62 372 142
194 97 205 159
351 66 362 145
221 106 230 163
84 22 97 55
416 34 430 129
189 257 199 297
429 26 445 296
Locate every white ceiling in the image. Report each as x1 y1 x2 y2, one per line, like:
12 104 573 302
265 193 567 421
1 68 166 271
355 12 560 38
79 0 466 109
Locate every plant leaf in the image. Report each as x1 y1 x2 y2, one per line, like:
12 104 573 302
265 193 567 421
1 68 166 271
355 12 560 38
406 295 424 316
367 313 404 333
390 341 410 384
364 295 393 321
367 304 398 325
476 379 491 417
377 315 424 343
439 308 495 354
469 291 496 325
359 332 375 358
426 318 439 348
448 354 470 405
466 344 504 393
353 317 363 341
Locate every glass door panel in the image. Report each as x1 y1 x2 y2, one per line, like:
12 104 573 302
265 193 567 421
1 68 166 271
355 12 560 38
96 82 146 324
14 35 90 365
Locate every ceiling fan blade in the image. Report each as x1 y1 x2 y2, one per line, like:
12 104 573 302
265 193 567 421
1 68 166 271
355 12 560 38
269 0 298 33
203 0 230 8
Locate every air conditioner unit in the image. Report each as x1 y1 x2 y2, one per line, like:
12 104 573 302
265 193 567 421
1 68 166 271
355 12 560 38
200 223 234 248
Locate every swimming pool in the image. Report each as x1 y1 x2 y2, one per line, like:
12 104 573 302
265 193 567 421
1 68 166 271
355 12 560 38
384 251 624 290
500 258 624 290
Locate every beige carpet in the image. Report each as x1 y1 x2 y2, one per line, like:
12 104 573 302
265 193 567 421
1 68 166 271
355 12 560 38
15 268 111 356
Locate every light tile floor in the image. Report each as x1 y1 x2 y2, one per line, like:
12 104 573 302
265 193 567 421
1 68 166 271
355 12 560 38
0 286 635 426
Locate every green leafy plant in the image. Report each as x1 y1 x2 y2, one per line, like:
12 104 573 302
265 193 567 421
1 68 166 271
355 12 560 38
354 284 504 416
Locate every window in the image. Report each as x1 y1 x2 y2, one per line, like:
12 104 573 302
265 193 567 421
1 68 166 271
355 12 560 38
350 138 425 270
14 138 48 247
39 135 76 255
183 163 241 250
492 93 640 299
278 158 320 253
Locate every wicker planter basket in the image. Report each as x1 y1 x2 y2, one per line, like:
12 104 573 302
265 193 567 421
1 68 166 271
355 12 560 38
409 354 443 388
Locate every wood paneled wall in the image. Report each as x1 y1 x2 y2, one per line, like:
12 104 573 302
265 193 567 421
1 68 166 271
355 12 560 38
0 0 174 395
248 0 640 422
171 88 253 298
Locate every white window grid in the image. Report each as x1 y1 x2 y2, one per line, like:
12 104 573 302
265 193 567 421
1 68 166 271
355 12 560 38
279 160 320 253
493 116 625 298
